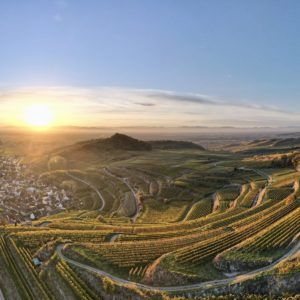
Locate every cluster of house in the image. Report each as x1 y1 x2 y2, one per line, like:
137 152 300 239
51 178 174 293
0 156 73 224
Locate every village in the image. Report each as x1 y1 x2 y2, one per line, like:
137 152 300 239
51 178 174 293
0 156 73 225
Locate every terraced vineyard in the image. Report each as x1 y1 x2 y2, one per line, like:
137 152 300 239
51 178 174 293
174 199 300 266
214 206 300 271
184 198 213 220
1 135 300 299
56 260 101 300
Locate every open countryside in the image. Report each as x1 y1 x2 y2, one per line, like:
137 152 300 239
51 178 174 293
1 0 300 299
0 131 300 299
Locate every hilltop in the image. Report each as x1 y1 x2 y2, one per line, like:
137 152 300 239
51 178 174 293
49 133 207 162
55 133 206 154
51 133 152 159
149 140 205 150
75 133 152 152
34 133 205 170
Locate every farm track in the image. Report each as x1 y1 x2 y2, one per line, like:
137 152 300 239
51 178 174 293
67 173 105 211
56 239 300 292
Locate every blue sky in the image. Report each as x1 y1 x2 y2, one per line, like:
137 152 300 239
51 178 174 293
1 0 300 127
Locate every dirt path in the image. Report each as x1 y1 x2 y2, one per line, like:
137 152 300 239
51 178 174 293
67 173 105 211
56 239 300 293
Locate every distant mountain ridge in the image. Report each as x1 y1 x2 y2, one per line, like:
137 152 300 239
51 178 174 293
225 137 300 155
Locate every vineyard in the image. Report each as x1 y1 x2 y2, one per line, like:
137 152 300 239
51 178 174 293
0 236 53 300
56 260 101 300
173 199 300 266
0 140 300 299
214 206 300 271
184 198 213 220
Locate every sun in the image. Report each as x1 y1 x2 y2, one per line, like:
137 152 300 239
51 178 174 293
24 104 55 128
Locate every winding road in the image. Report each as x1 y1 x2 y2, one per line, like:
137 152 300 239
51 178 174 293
67 173 105 211
103 168 141 222
59 167 299 293
56 239 300 293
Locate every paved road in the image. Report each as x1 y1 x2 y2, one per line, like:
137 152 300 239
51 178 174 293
103 168 141 222
67 173 105 211
56 239 300 293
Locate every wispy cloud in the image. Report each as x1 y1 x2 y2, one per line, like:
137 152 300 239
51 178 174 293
134 102 156 107
0 86 299 127
145 90 293 114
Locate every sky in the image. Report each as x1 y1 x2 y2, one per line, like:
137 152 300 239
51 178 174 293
1 0 300 128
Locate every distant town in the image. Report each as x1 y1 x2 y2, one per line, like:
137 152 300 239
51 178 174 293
0 156 73 225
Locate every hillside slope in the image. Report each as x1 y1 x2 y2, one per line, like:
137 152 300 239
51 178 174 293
149 140 205 150
70 133 152 152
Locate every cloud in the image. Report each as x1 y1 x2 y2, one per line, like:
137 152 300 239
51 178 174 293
0 86 299 127
134 102 156 107
145 90 293 115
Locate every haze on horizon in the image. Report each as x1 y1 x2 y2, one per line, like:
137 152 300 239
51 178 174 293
1 1 300 128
